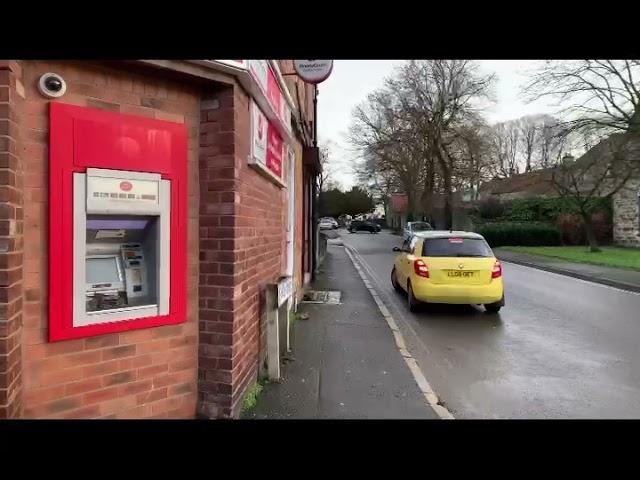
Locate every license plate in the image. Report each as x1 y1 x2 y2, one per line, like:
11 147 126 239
447 271 475 278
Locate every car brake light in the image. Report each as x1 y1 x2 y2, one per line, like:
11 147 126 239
492 260 502 279
414 259 429 278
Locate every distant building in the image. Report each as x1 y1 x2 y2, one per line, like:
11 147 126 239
477 134 640 247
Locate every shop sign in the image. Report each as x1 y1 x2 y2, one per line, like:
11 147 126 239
248 60 291 136
250 101 285 185
251 102 268 167
266 125 283 178
249 60 269 96
293 60 333 84
267 67 282 121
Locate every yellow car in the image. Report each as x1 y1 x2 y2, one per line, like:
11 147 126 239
391 231 504 313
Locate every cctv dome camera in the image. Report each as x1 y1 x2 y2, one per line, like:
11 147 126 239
38 73 67 98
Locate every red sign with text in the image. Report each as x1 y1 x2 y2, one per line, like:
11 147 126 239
266 122 283 178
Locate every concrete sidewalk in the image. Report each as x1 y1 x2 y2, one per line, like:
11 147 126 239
495 248 640 293
243 244 436 419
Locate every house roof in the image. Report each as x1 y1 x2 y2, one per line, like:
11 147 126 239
479 169 555 196
480 133 640 198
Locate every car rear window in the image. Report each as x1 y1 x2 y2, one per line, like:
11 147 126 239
422 237 493 257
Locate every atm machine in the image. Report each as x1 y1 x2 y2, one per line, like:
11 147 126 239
48 102 187 342
73 168 170 326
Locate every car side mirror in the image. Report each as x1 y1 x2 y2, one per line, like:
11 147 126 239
392 247 401 252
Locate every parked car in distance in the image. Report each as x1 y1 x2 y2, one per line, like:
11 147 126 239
403 221 433 241
391 231 504 313
348 220 381 234
319 217 338 230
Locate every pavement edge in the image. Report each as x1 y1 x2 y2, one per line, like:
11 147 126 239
343 245 455 420
496 254 640 294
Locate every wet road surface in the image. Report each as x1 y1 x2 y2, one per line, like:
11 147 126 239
340 229 640 418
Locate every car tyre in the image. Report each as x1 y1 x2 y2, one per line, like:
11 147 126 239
391 267 403 293
407 281 420 312
484 298 503 313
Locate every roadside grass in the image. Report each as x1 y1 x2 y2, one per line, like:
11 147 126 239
242 378 268 413
500 246 640 271
290 310 306 325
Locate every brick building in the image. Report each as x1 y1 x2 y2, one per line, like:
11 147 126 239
0 60 320 419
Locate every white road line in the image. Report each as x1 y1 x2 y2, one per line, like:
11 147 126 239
346 245 434 358
343 245 455 420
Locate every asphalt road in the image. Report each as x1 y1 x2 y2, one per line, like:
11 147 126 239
340 229 640 418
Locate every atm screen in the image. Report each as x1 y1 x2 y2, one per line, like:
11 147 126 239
86 256 121 284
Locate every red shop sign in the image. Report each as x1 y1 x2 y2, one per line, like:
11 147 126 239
266 126 283 178
250 100 285 186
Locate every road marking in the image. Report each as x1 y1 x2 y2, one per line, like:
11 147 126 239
345 244 433 357
343 245 455 420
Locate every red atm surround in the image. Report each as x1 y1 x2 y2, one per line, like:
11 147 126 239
49 103 188 342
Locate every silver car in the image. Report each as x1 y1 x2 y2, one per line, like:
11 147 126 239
319 217 338 230
403 221 433 241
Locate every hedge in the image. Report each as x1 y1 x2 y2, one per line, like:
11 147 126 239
475 222 562 247
506 197 611 222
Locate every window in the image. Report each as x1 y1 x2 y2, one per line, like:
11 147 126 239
422 237 493 257
401 237 412 252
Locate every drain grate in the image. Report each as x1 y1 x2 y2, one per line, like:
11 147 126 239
301 290 342 304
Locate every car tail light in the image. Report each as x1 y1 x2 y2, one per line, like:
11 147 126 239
414 259 429 278
492 260 502 279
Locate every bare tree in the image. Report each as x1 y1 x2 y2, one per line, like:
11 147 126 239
550 134 640 252
349 87 426 218
349 60 495 228
449 121 494 200
489 120 521 177
524 60 640 135
317 143 331 194
519 115 539 172
535 115 563 169
390 60 496 228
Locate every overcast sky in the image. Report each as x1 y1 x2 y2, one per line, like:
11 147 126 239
317 60 559 189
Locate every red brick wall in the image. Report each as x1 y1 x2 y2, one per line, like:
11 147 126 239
17 61 202 418
199 81 288 418
0 60 25 418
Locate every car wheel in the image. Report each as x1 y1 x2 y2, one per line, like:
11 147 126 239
391 267 403 293
484 302 502 313
407 281 420 312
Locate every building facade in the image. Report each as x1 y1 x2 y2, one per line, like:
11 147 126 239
478 135 640 247
0 60 320 419
613 178 640 247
